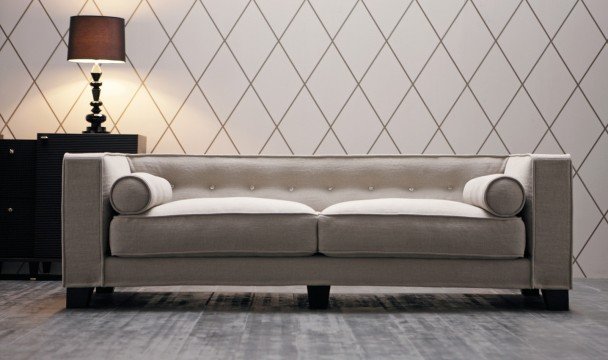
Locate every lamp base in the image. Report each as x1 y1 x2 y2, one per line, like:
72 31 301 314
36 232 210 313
82 128 108 134
83 113 108 134
83 64 109 134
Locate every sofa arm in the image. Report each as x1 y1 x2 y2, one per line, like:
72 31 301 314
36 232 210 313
505 154 572 289
62 153 131 287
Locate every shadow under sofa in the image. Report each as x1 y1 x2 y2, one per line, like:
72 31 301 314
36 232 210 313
62 153 572 310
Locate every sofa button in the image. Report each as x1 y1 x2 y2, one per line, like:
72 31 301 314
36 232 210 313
289 186 294 192
250 185 255 191
328 186 334 191
368 186 374 191
408 187 414 192
209 185 215 190
170 184 175 189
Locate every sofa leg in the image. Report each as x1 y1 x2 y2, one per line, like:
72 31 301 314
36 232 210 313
66 288 93 309
542 290 569 311
307 285 330 309
521 289 540 297
95 287 114 294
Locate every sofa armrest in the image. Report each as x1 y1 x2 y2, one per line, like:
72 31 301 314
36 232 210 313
505 154 572 289
62 153 131 287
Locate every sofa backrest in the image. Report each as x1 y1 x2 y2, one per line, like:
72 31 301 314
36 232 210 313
126 155 508 211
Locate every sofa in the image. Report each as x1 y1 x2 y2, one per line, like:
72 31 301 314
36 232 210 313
62 153 572 310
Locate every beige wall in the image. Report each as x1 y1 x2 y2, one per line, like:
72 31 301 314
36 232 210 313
1 0 608 277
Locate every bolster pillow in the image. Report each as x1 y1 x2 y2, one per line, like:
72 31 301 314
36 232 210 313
462 174 525 217
110 172 172 214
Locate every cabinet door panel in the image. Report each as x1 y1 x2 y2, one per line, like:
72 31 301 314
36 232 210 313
0 140 36 195
0 197 35 259
0 140 36 260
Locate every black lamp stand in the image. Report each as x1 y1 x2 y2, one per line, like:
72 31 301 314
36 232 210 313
84 64 108 134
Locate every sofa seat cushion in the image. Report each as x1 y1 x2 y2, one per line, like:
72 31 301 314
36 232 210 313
318 198 525 259
110 197 318 257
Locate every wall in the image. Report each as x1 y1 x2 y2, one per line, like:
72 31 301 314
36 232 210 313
1 0 607 277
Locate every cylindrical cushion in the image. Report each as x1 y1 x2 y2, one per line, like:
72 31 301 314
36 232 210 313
110 172 172 214
463 174 525 217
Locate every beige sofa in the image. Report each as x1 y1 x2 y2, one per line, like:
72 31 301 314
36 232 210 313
62 154 572 310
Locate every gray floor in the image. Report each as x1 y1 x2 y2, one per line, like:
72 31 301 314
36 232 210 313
1 281 608 360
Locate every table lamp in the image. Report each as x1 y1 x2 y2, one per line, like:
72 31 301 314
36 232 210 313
67 15 125 134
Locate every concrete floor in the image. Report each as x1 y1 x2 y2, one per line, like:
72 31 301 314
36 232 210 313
1 280 607 359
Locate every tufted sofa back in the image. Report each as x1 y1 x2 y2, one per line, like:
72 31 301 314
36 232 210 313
126 155 508 211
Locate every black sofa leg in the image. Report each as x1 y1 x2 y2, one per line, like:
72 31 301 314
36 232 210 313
521 289 540 297
66 288 93 309
542 290 569 311
96 287 114 294
307 285 330 309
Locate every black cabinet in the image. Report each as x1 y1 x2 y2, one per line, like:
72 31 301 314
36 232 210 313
35 134 146 260
0 134 145 278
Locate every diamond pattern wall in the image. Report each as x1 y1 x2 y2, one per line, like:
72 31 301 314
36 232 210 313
1 0 607 277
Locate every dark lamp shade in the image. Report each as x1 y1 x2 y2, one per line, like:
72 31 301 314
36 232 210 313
67 16 125 63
